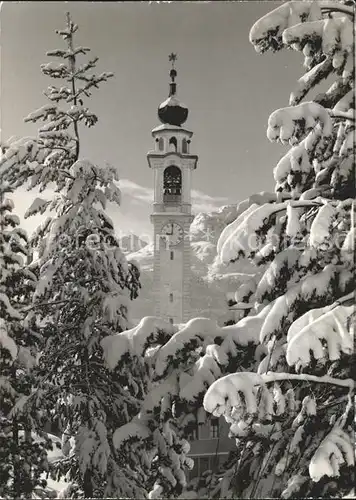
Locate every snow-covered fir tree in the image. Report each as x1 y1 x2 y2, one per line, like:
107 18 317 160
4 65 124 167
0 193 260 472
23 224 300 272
0 186 51 498
0 13 141 498
203 2 355 498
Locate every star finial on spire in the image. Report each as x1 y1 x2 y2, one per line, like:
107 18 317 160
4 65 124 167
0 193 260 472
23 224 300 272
169 52 177 68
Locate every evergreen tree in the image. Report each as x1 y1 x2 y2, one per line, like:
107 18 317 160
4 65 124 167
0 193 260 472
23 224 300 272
0 13 141 498
203 1 355 498
0 186 51 498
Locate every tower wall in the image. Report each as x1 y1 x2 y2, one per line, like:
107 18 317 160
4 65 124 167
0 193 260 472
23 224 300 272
148 59 197 325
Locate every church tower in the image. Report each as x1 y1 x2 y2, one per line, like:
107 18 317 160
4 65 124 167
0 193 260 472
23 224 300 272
147 54 198 324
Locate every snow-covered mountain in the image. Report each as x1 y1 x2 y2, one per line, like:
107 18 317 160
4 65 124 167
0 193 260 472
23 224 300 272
127 205 256 325
119 233 148 254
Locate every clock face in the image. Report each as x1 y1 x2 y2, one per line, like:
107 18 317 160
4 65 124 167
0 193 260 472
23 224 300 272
161 222 184 246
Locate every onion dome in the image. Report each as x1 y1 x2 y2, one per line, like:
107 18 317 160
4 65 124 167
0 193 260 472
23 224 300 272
158 53 188 127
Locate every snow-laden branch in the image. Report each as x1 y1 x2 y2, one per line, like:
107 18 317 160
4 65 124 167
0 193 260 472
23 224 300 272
261 372 354 390
267 102 333 145
320 2 355 17
309 426 354 482
203 371 354 419
218 199 322 264
330 109 355 122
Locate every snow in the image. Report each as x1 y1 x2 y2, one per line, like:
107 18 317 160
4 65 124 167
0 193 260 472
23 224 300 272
309 203 336 248
281 475 307 499
286 303 354 367
24 198 50 219
309 427 354 482
290 58 333 106
283 17 354 60
21 432 69 497
267 102 333 145
221 305 272 348
24 105 57 122
152 123 192 134
17 346 36 369
249 2 313 52
113 419 151 449
203 372 266 417
155 318 219 377
290 426 304 454
204 371 353 428
217 203 260 259
302 395 317 416
260 263 339 343
159 95 187 110
152 306 270 402
218 199 319 263
0 293 22 320
148 484 164 499
285 204 301 237
256 248 300 302
0 321 18 360
101 316 176 370
179 348 222 402
343 489 355 499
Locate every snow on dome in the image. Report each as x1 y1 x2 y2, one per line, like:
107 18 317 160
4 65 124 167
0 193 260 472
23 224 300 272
159 95 187 110
158 95 188 127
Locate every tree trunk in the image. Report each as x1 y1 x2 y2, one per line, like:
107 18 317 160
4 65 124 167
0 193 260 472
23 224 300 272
12 417 20 499
83 469 93 498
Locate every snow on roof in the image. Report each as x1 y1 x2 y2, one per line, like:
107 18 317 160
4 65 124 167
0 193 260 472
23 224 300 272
159 96 187 109
151 124 193 135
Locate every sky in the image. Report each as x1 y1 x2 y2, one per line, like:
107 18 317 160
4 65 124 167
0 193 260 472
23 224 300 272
1 1 303 237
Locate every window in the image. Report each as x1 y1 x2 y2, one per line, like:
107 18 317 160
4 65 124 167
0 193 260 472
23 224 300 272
210 418 219 439
182 138 188 154
158 137 164 151
169 293 173 303
170 250 174 260
169 318 173 324
163 165 182 196
187 427 198 441
199 422 210 439
189 458 199 479
210 455 220 472
169 136 177 152
199 457 210 475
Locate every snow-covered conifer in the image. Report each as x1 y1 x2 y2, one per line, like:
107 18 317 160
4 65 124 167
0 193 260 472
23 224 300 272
0 186 51 498
202 2 355 497
1 13 141 498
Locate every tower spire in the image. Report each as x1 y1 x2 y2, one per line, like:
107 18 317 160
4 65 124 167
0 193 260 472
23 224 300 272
158 53 188 126
168 52 177 96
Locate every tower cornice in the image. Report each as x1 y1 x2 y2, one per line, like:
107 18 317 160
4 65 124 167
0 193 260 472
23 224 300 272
152 125 193 137
147 151 198 160
147 152 198 170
